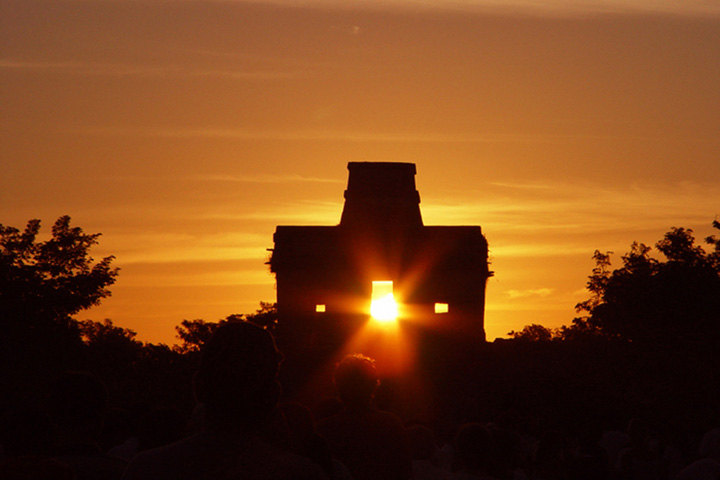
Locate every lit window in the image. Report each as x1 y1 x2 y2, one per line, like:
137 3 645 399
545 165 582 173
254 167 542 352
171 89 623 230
435 303 449 314
315 304 326 313
370 281 398 322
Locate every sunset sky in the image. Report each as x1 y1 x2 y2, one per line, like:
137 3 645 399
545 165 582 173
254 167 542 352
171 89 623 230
2 0 719 344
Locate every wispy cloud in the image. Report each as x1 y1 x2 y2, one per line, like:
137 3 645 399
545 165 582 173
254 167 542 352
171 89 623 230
423 180 719 233
487 181 560 191
506 288 554 299
197 202 342 225
489 244 593 258
221 0 720 16
118 266 274 288
438 0 720 15
194 174 342 184
72 125 591 144
0 59 175 76
35 0 720 15
0 60 82 70
0 59 301 80
421 179 719 266
187 69 302 80
330 25 362 35
104 231 271 264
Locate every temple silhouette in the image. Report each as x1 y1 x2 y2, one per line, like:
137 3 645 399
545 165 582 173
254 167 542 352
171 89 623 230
270 163 490 372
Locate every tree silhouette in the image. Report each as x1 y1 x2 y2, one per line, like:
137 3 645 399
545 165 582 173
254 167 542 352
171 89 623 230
508 323 557 342
703 219 720 268
244 301 278 331
0 216 119 410
174 303 277 354
0 216 118 330
79 319 143 378
573 221 720 348
174 319 220 354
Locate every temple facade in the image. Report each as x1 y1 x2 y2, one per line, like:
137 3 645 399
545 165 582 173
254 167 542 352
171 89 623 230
270 162 490 369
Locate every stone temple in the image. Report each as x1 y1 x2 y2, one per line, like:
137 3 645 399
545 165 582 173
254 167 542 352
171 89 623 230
270 162 490 375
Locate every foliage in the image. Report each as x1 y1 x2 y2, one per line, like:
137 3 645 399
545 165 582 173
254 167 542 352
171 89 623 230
174 302 277 354
705 219 720 268
573 222 720 347
245 301 278 331
78 319 144 379
0 216 119 410
508 324 559 342
0 216 119 329
174 319 220 354
79 318 139 346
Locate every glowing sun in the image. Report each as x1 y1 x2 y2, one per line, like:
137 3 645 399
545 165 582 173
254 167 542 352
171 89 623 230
370 281 399 323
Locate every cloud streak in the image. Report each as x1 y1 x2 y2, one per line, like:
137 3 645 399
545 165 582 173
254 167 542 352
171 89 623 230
22 0 720 15
225 0 720 16
506 288 554 299
423 180 718 233
194 174 342 185
196 203 342 225
71 125 624 144
0 58 301 80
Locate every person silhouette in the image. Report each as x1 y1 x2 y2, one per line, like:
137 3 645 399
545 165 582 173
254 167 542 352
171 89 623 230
122 321 327 480
451 423 499 480
316 353 412 480
406 424 452 480
49 371 127 480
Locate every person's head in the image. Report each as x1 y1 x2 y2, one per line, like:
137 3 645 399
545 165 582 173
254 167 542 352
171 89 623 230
626 418 651 446
406 424 437 460
454 422 496 474
193 322 282 433
333 354 378 408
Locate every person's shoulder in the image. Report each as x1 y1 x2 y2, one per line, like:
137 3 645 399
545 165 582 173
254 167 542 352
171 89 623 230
122 434 203 480
316 412 340 427
316 412 345 434
238 440 330 480
452 472 499 480
675 458 720 480
54 452 127 480
123 434 328 480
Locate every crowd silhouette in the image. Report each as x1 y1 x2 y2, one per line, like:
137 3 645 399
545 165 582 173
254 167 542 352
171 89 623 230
3 320 720 480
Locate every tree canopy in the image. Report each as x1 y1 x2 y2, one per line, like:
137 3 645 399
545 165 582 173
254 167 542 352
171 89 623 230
174 302 277 354
1 216 120 410
508 323 558 342
573 221 720 348
0 215 119 330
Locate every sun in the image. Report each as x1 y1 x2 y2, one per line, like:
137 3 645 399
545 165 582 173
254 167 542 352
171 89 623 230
371 293 399 322
370 281 399 323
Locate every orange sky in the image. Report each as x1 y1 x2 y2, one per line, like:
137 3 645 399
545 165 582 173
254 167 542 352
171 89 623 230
2 0 719 343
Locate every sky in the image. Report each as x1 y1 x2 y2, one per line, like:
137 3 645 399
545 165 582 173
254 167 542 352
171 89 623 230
2 0 719 344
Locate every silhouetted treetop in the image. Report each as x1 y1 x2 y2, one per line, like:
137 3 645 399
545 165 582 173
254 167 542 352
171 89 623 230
174 302 277 354
704 219 720 268
175 319 220 354
574 221 720 347
0 215 118 326
508 324 558 342
1 217 119 411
